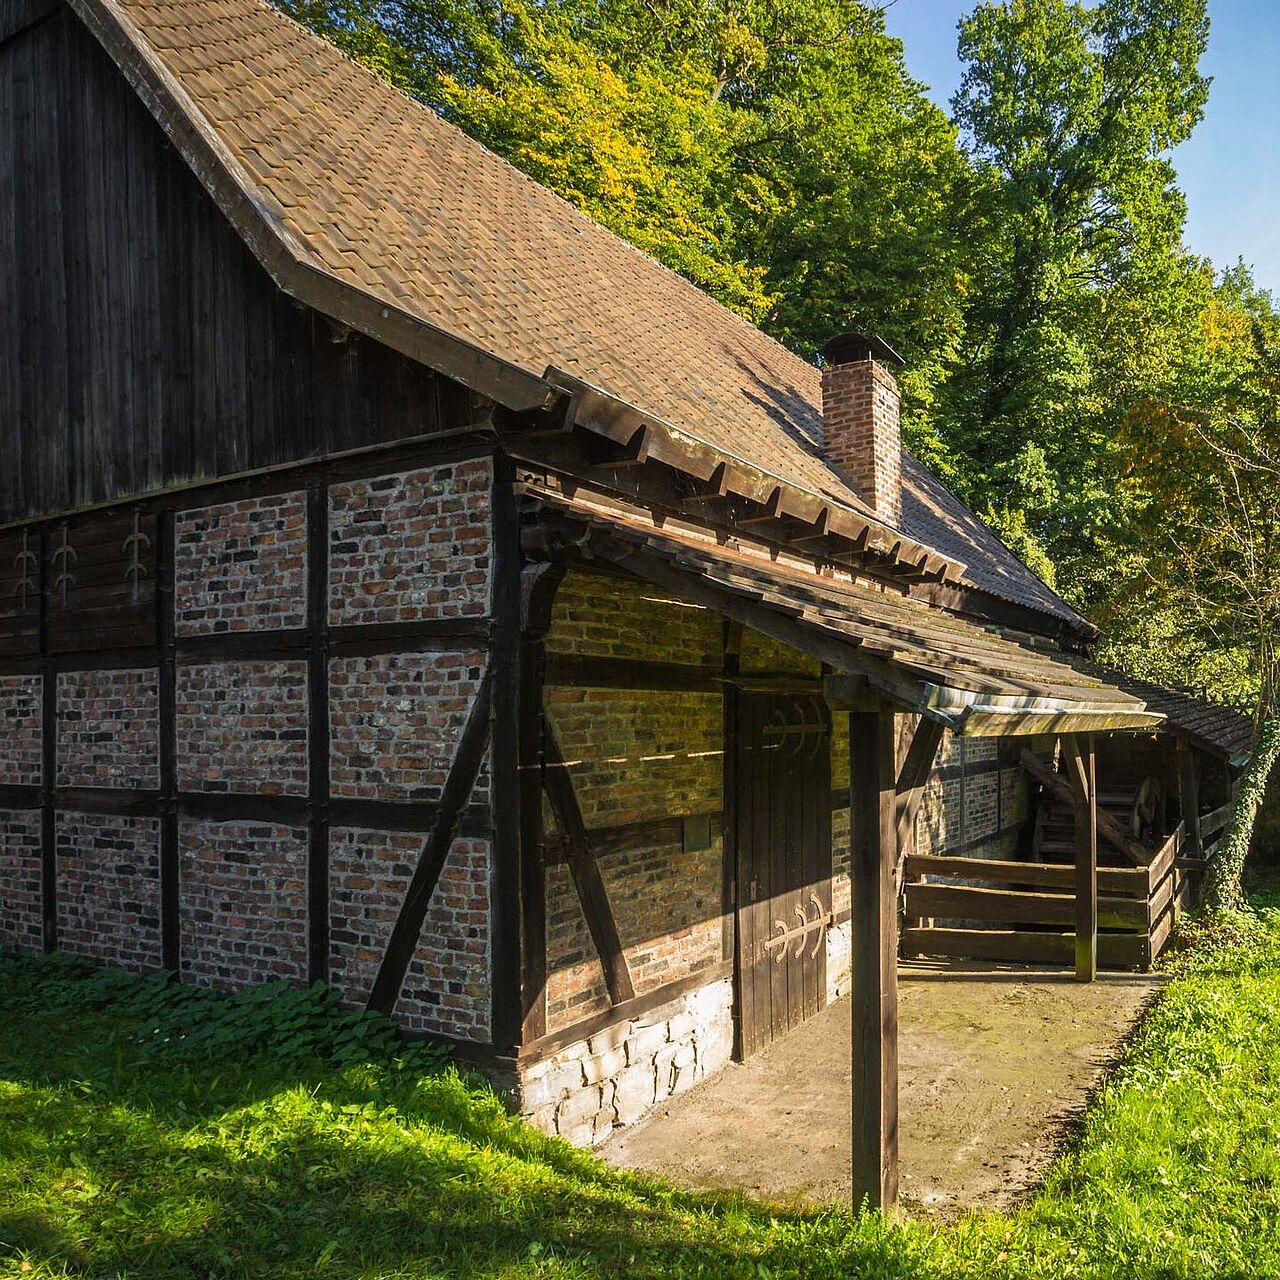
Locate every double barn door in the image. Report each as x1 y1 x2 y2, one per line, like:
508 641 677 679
733 692 833 1058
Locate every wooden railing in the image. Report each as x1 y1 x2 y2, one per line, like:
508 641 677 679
1201 800 1234 844
901 817 1203 970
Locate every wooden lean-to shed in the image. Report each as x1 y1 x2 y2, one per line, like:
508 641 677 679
0 0 1243 1208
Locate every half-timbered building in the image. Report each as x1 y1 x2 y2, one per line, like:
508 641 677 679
0 0 1249 1207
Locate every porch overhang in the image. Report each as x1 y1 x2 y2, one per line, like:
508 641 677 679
915 685 1164 738
520 475 1164 739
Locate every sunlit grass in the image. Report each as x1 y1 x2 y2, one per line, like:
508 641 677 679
4 877 1280 1278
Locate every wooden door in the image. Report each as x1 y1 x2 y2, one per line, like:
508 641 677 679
734 691 833 1057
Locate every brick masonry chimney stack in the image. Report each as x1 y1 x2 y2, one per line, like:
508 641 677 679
819 332 904 528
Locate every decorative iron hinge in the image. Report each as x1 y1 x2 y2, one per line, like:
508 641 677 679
762 892 829 962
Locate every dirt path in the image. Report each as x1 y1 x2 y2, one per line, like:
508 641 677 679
600 959 1164 1217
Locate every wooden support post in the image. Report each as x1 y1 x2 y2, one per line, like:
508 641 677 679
515 559 565 1048
1176 736 1203 901
489 453 526 1052
305 482 331 986
848 706 898 1211
721 620 742 971
1064 735 1097 983
156 510 180 972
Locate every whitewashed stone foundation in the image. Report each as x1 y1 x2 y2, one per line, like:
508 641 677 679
826 919 852 1005
519 977 734 1147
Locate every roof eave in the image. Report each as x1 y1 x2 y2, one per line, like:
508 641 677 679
536 368 968 586
919 684 1164 738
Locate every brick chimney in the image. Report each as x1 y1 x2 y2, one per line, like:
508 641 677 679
819 332 904 528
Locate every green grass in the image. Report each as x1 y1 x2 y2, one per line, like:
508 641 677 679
5 888 1280 1279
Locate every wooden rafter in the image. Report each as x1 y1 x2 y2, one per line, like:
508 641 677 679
894 717 946 857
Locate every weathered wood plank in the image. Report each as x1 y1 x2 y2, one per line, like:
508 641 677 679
1201 800 1233 841
903 853 1148 896
1 12 459 525
904 881 1147 931
901 926 1149 970
848 706 898 1211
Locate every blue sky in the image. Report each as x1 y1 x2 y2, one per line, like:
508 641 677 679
881 0 1280 295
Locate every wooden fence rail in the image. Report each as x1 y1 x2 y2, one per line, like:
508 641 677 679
901 820 1195 972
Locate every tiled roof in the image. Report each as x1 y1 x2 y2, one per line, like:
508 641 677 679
524 478 1160 734
1072 660 1255 766
74 0 1087 631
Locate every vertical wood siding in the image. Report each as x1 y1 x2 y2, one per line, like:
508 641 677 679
0 7 466 524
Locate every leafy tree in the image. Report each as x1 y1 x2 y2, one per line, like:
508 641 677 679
944 0 1211 578
1116 265 1280 909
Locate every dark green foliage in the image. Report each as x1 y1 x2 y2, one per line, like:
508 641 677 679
0 951 447 1073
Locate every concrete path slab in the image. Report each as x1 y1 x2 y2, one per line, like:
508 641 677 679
600 958 1164 1217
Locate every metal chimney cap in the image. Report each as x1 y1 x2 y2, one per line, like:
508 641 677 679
820 332 905 369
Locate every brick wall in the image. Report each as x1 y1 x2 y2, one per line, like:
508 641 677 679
543 569 725 1038
177 660 309 794
0 675 42 785
328 458 492 625
178 819 309 989
0 810 42 949
0 455 499 1043
175 492 307 634
57 669 159 789
546 571 721 664
544 835 723 1030
55 813 162 972
545 688 721 826
329 651 488 802
329 828 491 1039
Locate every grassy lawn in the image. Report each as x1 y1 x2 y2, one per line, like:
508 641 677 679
4 888 1280 1279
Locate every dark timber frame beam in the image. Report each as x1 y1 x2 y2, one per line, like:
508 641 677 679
1063 734 1098 983
894 717 946 863
848 701 899 1211
541 715 636 1006
1020 747 1147 866
157 510 179 970
305 482 332 984
516 559 566 1046
366 670 494 1016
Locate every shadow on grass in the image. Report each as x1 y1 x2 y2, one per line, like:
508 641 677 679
0 971 937 1280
